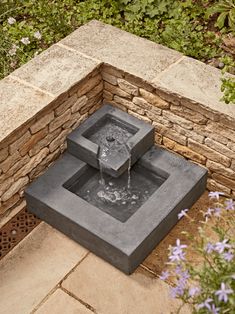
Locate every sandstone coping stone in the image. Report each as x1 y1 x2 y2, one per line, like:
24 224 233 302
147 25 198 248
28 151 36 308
0 77 53 144
11 44 100 97
153 57 235 120
61 20 182 81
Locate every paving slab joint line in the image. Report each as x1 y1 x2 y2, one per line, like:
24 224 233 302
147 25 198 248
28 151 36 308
9 74 55 98
153 55 186 81
60 286 97 313
56 42 102 64
140 264 175 288
59 251 90 285
30 251 90 313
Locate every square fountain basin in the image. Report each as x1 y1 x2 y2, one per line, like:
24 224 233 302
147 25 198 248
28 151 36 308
67 104 154 177
25 145 207 274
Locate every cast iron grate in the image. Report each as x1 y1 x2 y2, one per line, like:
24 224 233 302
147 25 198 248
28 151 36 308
0 207 41 260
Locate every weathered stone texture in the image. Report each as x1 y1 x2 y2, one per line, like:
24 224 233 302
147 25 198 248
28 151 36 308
155 123 187 145
188 139 231 167
102 72 118 85
193 124 228 145
0 151 21 173
173 124 204 144
128 110 152 123
104 82 132 99
163 137 206 164
86 81 103 99
170 104 207 125
162 111 193 130
14 148 49 180
132 97 151 110
1 176 29 202
0 177 14 197
0 194 20 215
227 141 235 152
49 129 71 153
117 79 139 96
0 147 8 163
77 75 102 97
49 109 71 132
103 90 113 101
206 121 235 142
207 178 231 195
114 96 145 115
206 160 235 180
71 95 88 113
30 111 54 134
139 89 169 109
9 131 31 155
55 94 77 116
152 116 173 128
205 138 235 159
212 173 235 190
231 159 235 171
20 127 48 156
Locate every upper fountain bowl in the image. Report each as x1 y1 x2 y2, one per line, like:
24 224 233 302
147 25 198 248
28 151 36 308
67 104 154 177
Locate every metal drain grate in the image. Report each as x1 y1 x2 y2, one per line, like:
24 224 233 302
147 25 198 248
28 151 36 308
0 207 41 260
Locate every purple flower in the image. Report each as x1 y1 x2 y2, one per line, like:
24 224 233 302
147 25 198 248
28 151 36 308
223 252 234 262
209 191 224 200
214 207 222 217
205 242 215 254
159 270 169 281
210 304 220 314
215 239 231 254
204 207 214 218
225 199 234 211
169 239 187 263
215 282 233 302
178 209 188 220
197 298 213 310
170 285 184 298
188 286 200 297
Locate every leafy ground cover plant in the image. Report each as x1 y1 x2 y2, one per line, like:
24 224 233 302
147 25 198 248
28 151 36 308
0 0 234 102
160 192 235 313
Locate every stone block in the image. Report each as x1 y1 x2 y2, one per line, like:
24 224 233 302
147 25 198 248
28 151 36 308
193 124 228 145
0 147 8 163
155 123 187 145
0 151 21 173
132 97 152 110
163 137 206 164
14 148 49 180
103 90 113 101
19 127 48 156
9 131 31 155
49 129 71 153
114 96 145 115
231 159 235 171
55 94 77 116
205 138 235 159
30 111 54 134
1 176 29 202
71 95 88 113
0 194 20 215
139 89 169 109
170 104 207 125
162 111 193 130
49 109 71 132
227 141 235 152
86 81 103 99
152 116 173 128
104 82 132 99
212 173 235 190
127 110 152 123
173 124 204 144
102 65 124 78
206 160 235 180
219 115 235 131
206 121 235 142
117 79 139 96
77 75 102 98
188 139 231 167
207 178 231 195
0 177 14 197
29 128 61 156
0 154 30 182
102 71 118 85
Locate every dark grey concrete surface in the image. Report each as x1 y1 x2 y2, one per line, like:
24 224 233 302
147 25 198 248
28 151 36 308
67 104 154 177
25 145 207 274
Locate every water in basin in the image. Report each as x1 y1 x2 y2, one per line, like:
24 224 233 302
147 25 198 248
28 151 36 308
67 163 166 222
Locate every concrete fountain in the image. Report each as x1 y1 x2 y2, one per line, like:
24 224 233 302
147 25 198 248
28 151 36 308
25 104 207 274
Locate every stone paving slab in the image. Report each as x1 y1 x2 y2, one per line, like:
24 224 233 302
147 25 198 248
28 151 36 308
36 289 92 314
11 44 100 96
152 57 235 119
60 20 182 82
0 223 88 314
62 254 190 314
0 77 53 143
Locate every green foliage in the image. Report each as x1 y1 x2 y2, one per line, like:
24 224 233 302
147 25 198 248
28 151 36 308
207 0 235 30
221 77 235 103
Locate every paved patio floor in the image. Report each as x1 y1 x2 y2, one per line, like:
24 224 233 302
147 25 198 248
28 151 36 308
0 192 210 314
